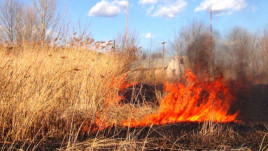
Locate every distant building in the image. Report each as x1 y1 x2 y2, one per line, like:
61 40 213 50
166 56 190 78
132 55 190 78
132 57 170 70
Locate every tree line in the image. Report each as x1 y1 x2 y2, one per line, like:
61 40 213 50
0 0 94 47
172 21 268 83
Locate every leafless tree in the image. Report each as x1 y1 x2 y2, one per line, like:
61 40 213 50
0 0 23 43
115 30 140 60
14 6 39 44
32 0 59 43
172 21 209 55
186 32 212 75
226 27 258 81
258 27 268 80
172 21 214 76
115 30 139 52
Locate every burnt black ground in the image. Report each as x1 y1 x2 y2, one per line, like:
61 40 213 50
120 83 268 122
119 83 163 106
242 84 268 121
84 122 268 150
232 84 268 122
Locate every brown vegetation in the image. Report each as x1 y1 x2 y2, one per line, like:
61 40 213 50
0 47 267 150
0 1 268 150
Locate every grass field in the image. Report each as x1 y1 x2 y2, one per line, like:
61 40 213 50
0 47 267 150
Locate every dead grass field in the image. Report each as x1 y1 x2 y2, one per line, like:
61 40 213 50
0 47 267 150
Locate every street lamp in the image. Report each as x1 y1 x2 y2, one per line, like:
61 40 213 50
161 42 166 74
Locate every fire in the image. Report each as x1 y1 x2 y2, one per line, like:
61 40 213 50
106 73 137 105
122 69 239 127
89 73 137 131
92 69 239 131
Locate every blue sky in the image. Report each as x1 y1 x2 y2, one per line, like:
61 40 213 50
47 0 268 51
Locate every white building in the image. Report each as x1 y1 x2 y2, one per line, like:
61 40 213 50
132 55 190 79
166 56 190 78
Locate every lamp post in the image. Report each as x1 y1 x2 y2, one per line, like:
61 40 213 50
210 7 214 79
161 42 166 74
126 0 129 52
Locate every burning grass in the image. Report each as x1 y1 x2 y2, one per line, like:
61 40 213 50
121 69 239 127
0 47 267 150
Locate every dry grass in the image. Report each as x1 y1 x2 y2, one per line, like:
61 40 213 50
0 47 267 150
0 47 141 148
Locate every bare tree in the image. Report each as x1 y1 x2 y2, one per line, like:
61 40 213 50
172 21 209 55
115 30 139 58
19 6 39 43
32 0 59 43
115 30 139 51
186 32 212 75
172 21 213 76
0 0 22 43
226 27 258 81
259 27 268 80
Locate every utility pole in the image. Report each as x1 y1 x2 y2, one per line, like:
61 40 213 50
148 37 152 68
210 7 212 38
161 42 166 74
126 0 129 52
113 39 115 52
210 7 214 79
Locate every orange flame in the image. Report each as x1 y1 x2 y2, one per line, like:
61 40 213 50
89 73 137 132
106 73 137 105
122 69 239 127
92 69 239 131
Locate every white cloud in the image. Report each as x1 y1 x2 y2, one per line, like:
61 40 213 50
89 0 127 17
152 0 187 18
145 32 152 39
139 0 158 5
195 0 247 14
146 6 155 15
114 0 127 8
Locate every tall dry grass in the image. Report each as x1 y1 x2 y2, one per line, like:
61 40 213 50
0 47 140 147
0 46 267 150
